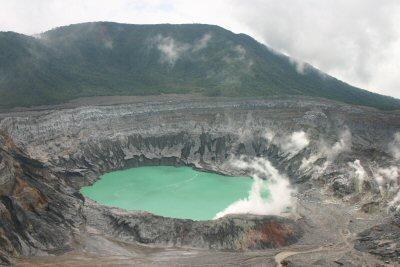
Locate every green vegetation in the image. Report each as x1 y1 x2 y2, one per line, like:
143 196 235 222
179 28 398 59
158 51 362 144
1 22 399 110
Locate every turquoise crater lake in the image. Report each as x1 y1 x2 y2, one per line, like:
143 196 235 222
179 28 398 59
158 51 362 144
81 166 253 220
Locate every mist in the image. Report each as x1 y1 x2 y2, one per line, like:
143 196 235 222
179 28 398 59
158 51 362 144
152 33 212 65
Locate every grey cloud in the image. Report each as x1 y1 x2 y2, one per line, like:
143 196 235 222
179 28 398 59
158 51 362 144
229 0 400 97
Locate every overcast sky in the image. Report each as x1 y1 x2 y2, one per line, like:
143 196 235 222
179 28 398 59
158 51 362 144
1 0 399 98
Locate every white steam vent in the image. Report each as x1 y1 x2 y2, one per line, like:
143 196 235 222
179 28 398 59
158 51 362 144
266 130 310 157
214 156 295 219
389 132 400 160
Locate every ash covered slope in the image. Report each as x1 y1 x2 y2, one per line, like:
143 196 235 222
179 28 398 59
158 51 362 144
1 22 400 110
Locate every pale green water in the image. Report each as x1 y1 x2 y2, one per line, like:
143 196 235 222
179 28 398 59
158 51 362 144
81 166 253 220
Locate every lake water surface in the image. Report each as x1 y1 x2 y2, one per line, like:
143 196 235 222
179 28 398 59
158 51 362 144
81 166 253 220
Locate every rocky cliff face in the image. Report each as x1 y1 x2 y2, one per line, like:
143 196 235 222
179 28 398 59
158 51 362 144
0 132 84 265
85 201 302 250
0 95 400 265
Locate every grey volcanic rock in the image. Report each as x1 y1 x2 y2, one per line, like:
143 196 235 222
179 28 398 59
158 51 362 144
0 132 84 263
355 217 400 263
1 95 400 265
85 201 302 250
332 176 356 197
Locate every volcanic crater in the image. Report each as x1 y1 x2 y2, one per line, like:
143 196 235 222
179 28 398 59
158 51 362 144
1 95 399 266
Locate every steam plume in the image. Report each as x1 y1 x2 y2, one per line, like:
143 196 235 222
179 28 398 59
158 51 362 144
214 156 295 219
374 166 400 194
348 159 366 193
389 132 400 160
267 130 310 157
301 129 352 173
